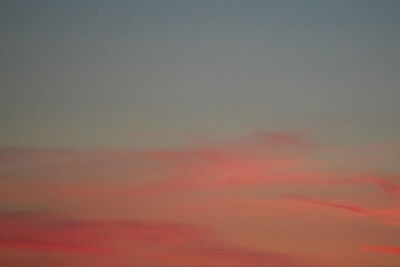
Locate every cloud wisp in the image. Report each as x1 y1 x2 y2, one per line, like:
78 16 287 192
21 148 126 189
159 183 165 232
0 131 399 266
0 211 317 267
363 245 400 255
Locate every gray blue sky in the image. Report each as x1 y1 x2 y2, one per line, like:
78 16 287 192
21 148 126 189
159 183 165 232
1 0 400 148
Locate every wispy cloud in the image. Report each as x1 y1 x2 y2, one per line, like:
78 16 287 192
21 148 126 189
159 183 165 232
283 194 400 227
284 195 370 215
363 245 400 255
0 211 316 267
1 131 399 266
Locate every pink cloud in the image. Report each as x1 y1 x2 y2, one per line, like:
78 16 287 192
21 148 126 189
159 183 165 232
184 246 316 267
284 195 370 215
363 245 400 255
2 135 399 205
0 240 112 254
282 194 400 227
375 180 400 200
0 211 210 254
1 132 399 266
0 211 317 267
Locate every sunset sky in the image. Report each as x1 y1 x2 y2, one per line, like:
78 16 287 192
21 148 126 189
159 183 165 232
1 1 400 266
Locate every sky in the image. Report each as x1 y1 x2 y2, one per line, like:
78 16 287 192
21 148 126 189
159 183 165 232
0 1 400 266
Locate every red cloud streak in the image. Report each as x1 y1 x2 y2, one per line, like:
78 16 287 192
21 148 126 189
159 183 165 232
364 245 400 255
284 195 370 215
0 212 317 266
